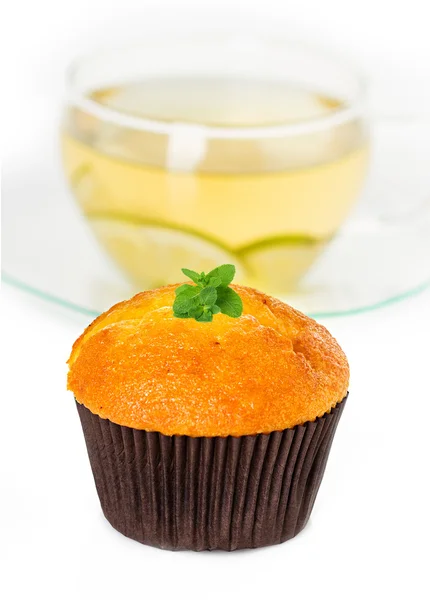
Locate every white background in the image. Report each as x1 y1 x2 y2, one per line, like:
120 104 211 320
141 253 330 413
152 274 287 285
2 1 430 599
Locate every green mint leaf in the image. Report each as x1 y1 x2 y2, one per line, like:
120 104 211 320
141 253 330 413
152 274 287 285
173 285 201 314
173 311 191 319
175 284 201 301
206 264 236 287
196 310 213 322
188 306 204 319
175 283 200 298
216 286 243 318
181 268 201 284
175 283 191 296
174 263 242 322
173 297 195 314
208 276 222 288
199 286 217 307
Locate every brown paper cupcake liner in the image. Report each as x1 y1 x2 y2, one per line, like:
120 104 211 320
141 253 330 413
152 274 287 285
76 395 347 551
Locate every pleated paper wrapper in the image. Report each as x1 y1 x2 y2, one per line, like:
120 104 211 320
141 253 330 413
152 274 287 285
76 395 346 551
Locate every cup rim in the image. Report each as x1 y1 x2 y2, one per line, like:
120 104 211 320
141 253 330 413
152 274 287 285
65 35 367 140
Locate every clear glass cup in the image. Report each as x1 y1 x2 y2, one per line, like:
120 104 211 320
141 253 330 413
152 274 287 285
61 35 369 296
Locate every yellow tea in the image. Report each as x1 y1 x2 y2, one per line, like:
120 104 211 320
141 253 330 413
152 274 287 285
62 77 368 293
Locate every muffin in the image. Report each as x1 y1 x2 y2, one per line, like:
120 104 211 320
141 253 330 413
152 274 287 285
68 268 349 551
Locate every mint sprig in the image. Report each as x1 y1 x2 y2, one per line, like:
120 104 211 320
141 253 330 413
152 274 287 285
173 264 243 322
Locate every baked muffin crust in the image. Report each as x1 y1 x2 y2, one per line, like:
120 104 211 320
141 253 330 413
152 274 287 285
68 285 349 436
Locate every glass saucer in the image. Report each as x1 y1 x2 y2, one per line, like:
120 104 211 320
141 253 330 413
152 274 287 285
3 119 430 320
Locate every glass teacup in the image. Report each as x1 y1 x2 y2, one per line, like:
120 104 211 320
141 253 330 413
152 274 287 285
62 35 368 295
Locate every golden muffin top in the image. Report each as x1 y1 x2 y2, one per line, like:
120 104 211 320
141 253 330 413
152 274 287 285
67 284 349 437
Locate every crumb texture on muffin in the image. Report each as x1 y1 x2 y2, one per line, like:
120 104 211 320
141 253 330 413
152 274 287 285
68 285 349 437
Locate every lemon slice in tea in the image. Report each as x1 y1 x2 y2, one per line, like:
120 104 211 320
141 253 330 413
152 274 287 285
238 237 325 293
89 216 246 290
